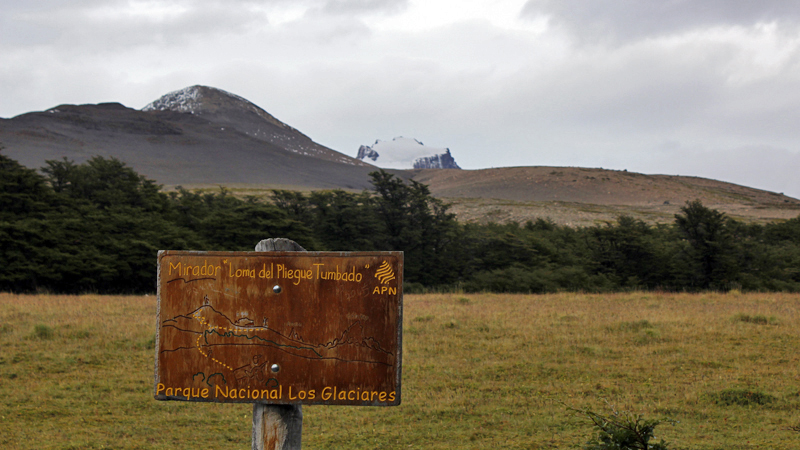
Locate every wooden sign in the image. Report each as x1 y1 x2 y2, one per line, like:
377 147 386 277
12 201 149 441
154 250 402 406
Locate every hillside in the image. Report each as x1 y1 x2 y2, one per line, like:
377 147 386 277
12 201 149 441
0 87 382 191
143 86 358 166
413 166 800 225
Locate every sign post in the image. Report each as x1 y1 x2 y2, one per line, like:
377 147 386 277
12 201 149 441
252 238 306 450
154 240 402 449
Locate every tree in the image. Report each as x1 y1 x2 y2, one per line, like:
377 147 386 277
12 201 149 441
0 152 54 221
673 200 737 290
369 170 461 285
171 187 316 251
589 216 672 289
0 152 62 291
42 156 168 212
304 190 383 251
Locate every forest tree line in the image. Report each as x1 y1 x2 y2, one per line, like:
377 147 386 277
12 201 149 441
2 153 800 294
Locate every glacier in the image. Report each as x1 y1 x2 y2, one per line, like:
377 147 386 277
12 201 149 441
355 137 461 170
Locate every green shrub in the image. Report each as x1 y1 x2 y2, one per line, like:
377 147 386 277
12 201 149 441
633 328 663 345
709 389 776 406
570 403 674 450
138 336 155 350
614 320 654 332
733 313 777 325
32 324 54 340
71 329 92 339
403 282 427 294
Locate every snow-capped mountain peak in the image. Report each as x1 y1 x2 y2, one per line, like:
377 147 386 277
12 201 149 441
142 85 203 114
141 85 287 129
356 137 460 170
141 85 369 166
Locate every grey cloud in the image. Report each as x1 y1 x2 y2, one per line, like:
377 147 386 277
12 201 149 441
633 144 800 197
318 0 409 16
0 0 123 11
1 1 271 53
521 0 800 42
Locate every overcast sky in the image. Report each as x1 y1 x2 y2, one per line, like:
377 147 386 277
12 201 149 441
3 0 800 197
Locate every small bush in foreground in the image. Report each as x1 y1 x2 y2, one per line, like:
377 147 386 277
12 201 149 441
570 403 675 450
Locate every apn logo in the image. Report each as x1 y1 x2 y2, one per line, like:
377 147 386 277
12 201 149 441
373 261 397 295
375 261 396 284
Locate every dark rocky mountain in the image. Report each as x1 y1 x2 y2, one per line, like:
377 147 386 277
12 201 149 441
412 149 460 169
356 144 379 162
143 86 359 166
0 86 380 190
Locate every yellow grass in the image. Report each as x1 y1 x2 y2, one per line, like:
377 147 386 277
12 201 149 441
1 292 799 449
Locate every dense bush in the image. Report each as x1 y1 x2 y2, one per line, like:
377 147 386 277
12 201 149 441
2 152 800 294
570 404 674 450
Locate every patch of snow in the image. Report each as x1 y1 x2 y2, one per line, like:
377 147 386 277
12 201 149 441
142 86 202 113
355 137 460 169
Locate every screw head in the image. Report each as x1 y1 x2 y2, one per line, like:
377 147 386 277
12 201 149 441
270 364 280 373
273 285 282 294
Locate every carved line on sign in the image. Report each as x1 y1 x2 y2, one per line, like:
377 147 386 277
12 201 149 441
198 343 394 366
167 277 216 284
161 346 197 353
189 307 324 358
159 303 394 367
206 373 227 387
160 324 202 335
194 313 236 370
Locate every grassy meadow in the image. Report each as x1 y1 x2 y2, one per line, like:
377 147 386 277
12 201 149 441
1 291 800 449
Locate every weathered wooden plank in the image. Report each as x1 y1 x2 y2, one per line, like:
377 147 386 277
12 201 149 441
253 403 304 450
154 250 402 406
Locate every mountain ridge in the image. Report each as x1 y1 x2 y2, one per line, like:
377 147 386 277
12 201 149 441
143 86 365 166
0 86 384 190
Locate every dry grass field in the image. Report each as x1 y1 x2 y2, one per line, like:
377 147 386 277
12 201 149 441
444 196 800 227
2 292 800 449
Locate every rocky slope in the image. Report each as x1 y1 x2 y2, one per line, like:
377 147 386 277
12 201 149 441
143 86 365 166
0 86 380 190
